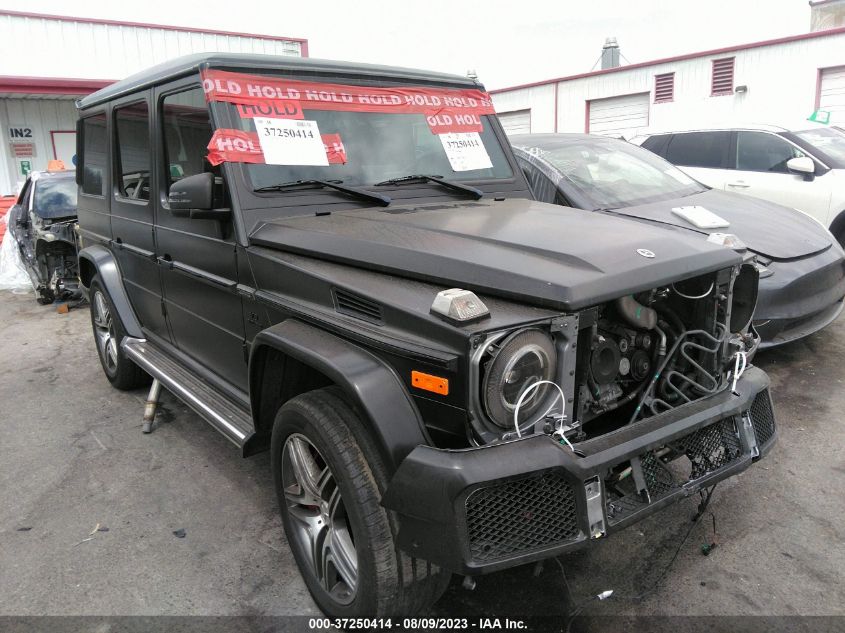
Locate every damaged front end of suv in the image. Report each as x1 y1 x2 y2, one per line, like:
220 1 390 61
383 251 770 574
8 170 80 304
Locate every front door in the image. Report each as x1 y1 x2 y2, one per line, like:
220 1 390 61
726 131 833 224
153 83 247 391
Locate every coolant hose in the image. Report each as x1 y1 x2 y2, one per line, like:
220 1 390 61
616 295 658 331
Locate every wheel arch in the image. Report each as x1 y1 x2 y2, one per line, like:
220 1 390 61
249 319 431 473
78 244 143 338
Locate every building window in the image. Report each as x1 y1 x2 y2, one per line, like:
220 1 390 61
654 72 675 103
81 113 107 196
711 57 735 96
114 101 150 200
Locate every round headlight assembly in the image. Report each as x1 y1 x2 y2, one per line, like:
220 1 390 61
482 328 557 430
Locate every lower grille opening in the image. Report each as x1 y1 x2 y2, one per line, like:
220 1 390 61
749 389 776 446
606 417 743 525
465 472 579 563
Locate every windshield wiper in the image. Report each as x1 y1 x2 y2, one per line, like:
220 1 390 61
374 174 483 200
254 179 391 207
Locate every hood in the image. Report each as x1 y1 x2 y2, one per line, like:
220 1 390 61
611 189 831 260
249 198 740 311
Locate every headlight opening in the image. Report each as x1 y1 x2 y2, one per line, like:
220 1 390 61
482 328 558 430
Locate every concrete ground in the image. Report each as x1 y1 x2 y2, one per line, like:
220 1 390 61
1 291 843 625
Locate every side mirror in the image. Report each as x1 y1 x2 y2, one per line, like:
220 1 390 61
787 156 815 181
168 172 214 216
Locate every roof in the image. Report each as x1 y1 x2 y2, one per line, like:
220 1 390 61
490 26 845 94
635 120 833 136
0 10 308 51
78 53 480 109
509 133 594 146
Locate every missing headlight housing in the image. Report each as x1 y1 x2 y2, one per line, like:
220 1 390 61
730 263 759 333
482 328 557 429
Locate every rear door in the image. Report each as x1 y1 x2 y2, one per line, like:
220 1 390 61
153 81 247 391
728 131 832 223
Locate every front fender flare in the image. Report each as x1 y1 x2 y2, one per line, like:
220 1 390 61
78 244 143 339
250 319 430 473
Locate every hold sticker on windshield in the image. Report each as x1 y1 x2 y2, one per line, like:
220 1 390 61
254 118 329 166
202 69 495 135
236 101 304 119
206 128 346 166
439 132 492 172
322 133 347 164
207 129 264 165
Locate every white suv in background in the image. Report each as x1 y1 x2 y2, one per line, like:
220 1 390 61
639 124 845 244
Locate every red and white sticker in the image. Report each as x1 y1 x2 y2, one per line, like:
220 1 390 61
439 132 492 172
201 69 495 135
207 129 347 166
322 133 347 164
236 101 304 119
207 129 263 166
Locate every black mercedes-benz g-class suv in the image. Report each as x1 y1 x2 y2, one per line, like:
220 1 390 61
75 53 775 617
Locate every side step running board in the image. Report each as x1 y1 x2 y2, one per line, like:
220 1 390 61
122 337 255 453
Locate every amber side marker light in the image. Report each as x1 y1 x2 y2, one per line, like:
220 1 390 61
411 370 449 396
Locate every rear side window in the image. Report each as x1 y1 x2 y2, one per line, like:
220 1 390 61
161 88 213 190
81 113 107 196
640 134 670 156
114 102 150 200
735 131 806 173
664 131 729 169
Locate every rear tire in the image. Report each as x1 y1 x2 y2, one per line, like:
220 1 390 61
271 386 451 617
89 275 148 390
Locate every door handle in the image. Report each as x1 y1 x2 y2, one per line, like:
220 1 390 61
727 181 749 189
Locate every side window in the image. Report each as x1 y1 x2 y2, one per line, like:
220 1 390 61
640 134 669 156
114 102 150 200
665 132 730 169
519 160 557 204
81 113 107 196
735 131 806 174
161 88 214 191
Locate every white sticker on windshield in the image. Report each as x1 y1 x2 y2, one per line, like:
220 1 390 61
254 118 329 166
664 166 695 185
439 132 493 172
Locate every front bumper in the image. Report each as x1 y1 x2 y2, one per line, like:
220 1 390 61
754 248 845 347
382 367 775 575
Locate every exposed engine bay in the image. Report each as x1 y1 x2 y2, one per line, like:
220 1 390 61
24 216 80 304
471 263 759 446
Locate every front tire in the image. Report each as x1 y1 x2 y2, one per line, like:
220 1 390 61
89 275 148 390
271 387 451 617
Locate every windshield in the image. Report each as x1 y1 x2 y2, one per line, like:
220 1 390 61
32 177 77 219
234 108 512 188
519 138 707 209
795 127 845 165
203 70 513 191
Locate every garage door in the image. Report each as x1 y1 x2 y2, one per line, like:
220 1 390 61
588 93 649 139
819 67 845 124
498 109 531 135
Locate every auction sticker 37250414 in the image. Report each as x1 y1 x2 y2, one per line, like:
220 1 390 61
439 132 493 172
253 117 329 166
